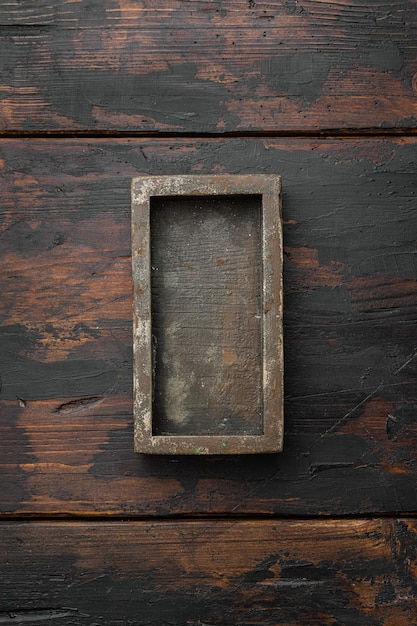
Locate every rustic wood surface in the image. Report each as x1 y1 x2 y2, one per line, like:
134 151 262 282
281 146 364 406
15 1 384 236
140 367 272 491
1 137 416 517
1 0 417 132
2 1 416 622
1 519 416 625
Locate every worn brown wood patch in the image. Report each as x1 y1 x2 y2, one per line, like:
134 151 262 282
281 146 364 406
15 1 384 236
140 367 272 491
1 519 417 625
132 175 283 454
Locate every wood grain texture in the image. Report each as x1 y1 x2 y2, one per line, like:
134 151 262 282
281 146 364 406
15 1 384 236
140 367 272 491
1 519 416 625
1 137 417 516
1 0 417 132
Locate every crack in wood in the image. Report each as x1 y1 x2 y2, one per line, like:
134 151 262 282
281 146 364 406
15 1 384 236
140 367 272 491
53 396 103 415
0 609 82 624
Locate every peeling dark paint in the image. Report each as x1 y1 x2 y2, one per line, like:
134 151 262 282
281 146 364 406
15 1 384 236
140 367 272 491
366 39 404 72
0 403 32 513
44 64 240 129
261 54 331 103
0 325 117 401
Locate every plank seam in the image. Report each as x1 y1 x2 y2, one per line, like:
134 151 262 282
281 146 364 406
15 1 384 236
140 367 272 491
0 513 416 523
1 129 417 140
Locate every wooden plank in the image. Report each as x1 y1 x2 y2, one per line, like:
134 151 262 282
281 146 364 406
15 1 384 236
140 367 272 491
1 0 417 132
1 519 416 625
0 137 417 516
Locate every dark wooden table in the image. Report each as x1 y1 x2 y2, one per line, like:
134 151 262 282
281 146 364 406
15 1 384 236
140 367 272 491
1 2 417 624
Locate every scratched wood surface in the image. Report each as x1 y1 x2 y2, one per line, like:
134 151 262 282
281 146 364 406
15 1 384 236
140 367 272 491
1 0 417 132
1 137 416 517
1 519 416 625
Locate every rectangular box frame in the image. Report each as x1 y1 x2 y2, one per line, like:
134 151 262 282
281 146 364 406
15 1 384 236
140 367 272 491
131 174 283 454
